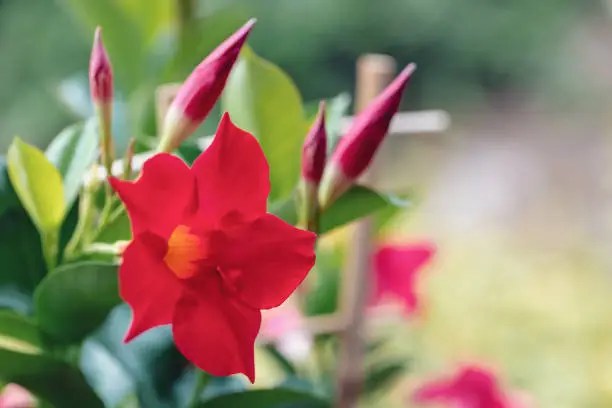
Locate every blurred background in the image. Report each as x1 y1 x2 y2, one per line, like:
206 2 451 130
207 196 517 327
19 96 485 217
4 0 612 406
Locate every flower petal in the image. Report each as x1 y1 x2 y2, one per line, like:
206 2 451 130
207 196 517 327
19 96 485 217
109 153 196 237
219 214 316 309
372 243 435 314
120 232 184 342
172 274 261 383
191 113 270 222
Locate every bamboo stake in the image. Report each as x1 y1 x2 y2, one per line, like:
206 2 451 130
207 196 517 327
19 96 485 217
335 54 397 408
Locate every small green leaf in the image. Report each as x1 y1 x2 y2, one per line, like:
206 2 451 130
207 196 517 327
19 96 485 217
263 344 297 376
34 262 120 344
46 120 100 208
222 46 309 201
0 311 104 408
271 185 408 234
7 138 66 233
363 360 409 396
198 388 331 408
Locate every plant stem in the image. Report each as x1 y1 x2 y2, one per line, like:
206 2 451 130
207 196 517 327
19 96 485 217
41 230 59 272
187 369 209 408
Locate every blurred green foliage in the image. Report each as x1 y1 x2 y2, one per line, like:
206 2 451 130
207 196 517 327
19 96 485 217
0 0 606 152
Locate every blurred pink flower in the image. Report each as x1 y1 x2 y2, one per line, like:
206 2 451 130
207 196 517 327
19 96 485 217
411 365 533 408
0 384 34 408
260 300 312 362
370 242 436 316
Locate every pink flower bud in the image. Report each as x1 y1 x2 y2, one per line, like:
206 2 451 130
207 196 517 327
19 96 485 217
89 26 115 175
158 19 256 153
89 27 113 104
301 101 327 184
297 102 327 231
318 63 416 209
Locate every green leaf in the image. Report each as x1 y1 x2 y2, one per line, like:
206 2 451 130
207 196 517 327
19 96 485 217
199 389 331 408
81 305 189 408
7 138 66 233
0 311 43 352
34 261 120 344
222 46 309 201
0 311 104 408
271 185 407 234
263 344 297 376
45 120 99 208
0 208 46 294
363 360 409 396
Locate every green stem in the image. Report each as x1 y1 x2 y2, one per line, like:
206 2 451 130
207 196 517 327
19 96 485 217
188 369 209 408
41 230 59 272
64 190 94 260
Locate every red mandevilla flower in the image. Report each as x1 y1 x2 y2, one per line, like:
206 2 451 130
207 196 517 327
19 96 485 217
89 27 113 104
318 63 416 209
412 365 517 408
370 242 435 316
109 113 316 382
158 19 256 153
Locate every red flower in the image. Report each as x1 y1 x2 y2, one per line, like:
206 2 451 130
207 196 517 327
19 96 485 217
319 63 416 208
89 26 113 104
158 19 256 153
370 242 435 316
109 113 316 382
412 365 519 408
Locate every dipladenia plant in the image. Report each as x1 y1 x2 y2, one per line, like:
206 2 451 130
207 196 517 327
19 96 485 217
0 16 434 408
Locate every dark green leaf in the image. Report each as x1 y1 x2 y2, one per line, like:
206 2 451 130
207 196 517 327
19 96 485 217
34 261 120 344
0 311 104 408
45 119 99 208
198 388 331 408
363 360 409 396
0 208 46 294
271 185 407 234
177 141 203 166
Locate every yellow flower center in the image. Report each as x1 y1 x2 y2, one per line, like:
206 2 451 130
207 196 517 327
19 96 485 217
164 225 205 279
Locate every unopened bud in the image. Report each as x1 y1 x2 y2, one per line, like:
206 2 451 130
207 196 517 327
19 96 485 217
298 101 326 231
318 63 416 209
157 19 256 153
89 26 115 176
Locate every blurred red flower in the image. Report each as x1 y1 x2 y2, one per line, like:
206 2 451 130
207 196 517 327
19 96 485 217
370 242 436 316
109 113 316 382
412 365 532 408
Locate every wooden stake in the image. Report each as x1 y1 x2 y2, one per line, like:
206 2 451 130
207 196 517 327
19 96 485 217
335 54 397 408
